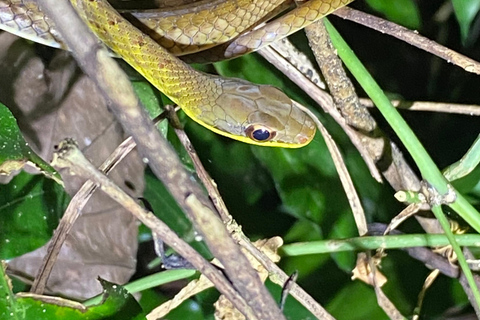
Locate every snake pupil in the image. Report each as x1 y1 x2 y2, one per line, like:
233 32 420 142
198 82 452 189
245 124 276 143
252 128 271 141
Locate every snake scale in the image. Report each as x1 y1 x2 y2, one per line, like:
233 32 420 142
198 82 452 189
0 0 353 147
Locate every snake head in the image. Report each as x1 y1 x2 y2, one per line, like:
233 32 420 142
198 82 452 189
198 78 316 148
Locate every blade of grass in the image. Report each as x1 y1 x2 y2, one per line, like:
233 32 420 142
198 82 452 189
443 134 480 181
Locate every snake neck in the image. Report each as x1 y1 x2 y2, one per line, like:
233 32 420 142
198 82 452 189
70 0 220 109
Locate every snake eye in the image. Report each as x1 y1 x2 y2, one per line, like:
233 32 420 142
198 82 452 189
245 125 276 142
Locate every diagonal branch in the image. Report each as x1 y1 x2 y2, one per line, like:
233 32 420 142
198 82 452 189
36 0 285 318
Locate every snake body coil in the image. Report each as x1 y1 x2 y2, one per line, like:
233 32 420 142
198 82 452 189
0 0 353 147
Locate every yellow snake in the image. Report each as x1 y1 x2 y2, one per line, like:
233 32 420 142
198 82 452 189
0 0 353 147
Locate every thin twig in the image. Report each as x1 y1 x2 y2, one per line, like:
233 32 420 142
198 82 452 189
333 7 480 75
30 111 171 294
173 127 231 224
271 38 327 90
294 101 368 236
31 136 136 293
360 98 480 116
50 139 256 319
303 19 369 235
37 0 285 318
173 127 336 320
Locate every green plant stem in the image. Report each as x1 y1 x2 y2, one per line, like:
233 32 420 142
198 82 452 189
324 19 480 233
431 205 480 307
324 20 446 191
323 18 480 308
282 233 480 255
452 196 480 232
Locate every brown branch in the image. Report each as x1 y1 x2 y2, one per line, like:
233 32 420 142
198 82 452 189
305 19 376 132
36 0 284 318
51 139 254 318
173 126 336 320
303 19 370 236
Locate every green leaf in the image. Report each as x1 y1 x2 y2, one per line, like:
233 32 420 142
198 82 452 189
142 170 211 259
452 0 480 43
0 103 61 183
131 81 169 138
137 287 205 319
327 210 356 272
265 280 317 320
251 141 340 223
328 282 387 319
365 0 421 29
143 171 194 237
215 54 286 87
84 279 145 320
132 81 162 118
163 299 204 320
1 264 146 320
0 171 69 259
282 220 329 278
0 104 32 172
0 262 16 320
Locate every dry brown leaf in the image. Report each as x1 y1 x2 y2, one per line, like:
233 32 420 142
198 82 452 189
1 33 144 300
351 252 386 287
352 253 406 319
